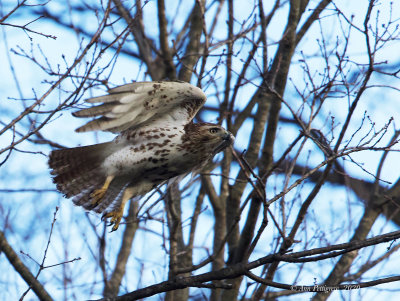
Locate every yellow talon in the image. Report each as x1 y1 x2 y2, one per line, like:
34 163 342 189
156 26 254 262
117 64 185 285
90 175 114 207
103 186 135 232
103 209 124 231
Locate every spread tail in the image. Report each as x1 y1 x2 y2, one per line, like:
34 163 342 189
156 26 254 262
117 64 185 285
48 142 115 210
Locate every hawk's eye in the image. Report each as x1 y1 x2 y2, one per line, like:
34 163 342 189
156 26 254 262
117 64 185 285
209 127 220 134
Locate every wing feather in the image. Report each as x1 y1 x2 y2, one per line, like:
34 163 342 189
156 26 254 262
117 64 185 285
74 81 206 133
72 102 118 117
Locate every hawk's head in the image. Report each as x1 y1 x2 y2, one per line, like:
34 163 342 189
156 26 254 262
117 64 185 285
186 123 235 155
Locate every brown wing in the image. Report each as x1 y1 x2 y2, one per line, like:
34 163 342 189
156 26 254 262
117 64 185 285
73 81 206 133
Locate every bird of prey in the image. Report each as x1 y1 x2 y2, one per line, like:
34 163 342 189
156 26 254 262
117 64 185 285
49 81 234 231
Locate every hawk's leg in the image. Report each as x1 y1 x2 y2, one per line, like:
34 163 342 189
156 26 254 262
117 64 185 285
103 186 135 232
90 175 115 207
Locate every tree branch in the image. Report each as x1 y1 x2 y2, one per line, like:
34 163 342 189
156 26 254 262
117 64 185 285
0 231 53 301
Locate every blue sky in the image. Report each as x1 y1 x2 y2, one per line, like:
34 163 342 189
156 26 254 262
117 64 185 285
1 0 400 300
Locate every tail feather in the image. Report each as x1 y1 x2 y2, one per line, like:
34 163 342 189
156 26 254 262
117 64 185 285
49 141 135 215
57 169 104 198
48 142 114 199
49 142 112 172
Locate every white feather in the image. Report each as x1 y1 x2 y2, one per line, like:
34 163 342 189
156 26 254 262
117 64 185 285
75 81 207 133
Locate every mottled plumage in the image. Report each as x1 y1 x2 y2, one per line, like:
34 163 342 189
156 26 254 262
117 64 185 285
49 81 234 231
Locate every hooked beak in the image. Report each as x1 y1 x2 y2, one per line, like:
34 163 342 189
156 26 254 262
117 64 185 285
223 131 235 143
213 130 235 154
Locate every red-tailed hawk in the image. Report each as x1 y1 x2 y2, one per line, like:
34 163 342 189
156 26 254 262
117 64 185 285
49 81 234 231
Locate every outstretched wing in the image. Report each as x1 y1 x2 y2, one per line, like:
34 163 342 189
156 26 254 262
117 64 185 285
73 81 206 133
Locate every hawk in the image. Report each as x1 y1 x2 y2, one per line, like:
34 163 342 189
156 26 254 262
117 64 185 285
49 81 234 231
